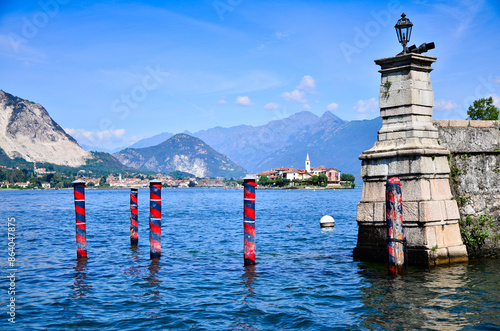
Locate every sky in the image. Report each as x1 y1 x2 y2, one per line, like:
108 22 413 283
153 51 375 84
1 0 499 151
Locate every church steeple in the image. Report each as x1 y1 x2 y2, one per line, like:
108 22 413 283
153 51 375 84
305 153 311 172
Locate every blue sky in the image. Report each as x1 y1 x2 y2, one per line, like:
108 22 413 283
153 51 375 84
1 0 499 150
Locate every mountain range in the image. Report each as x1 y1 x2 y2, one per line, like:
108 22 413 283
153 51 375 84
1 89 382 181
113 134 247 178
125 111 382 180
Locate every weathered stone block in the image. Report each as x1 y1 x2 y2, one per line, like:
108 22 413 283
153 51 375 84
448 245 469 263
374 202 385 222
405 226 426 247
429 178 453 200
379 89 434 108
444 199 460 220
442 223 463 246
433 247 450 265
388 159 410 175
403 179 431 201
380 105 433 117
449 120 469 127
434 156 451 174
356 202 374 222
424 225 438 247
410 156 435 174
404 201 419 222
361 181 386 202
419 200 444 222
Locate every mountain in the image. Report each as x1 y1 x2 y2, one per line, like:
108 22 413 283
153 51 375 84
113 133 247 178
0 90 91 167
128 111 381 180
0 90 133 172
127 132 175 149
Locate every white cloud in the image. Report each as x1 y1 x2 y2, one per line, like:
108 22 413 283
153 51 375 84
65 128 125 140
326 102 339 111
281 89 306 103
489 93 500 107
64 128 139 150
302 104 311 110
275 32 289 40
297 75 316 92
264 102 281 110
235 96 253 106
353 98 378 119
218 99 227 104
492 77 500 84
434 99 460 111
281 75 317 104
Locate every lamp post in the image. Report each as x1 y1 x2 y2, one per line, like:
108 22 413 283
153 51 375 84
395 13 413 54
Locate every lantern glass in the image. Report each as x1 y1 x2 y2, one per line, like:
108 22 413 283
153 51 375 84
394 13 413 53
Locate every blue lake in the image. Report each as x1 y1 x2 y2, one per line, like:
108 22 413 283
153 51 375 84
1 187 499 330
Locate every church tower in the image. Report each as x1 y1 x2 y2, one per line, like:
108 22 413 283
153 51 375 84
305 153 311 172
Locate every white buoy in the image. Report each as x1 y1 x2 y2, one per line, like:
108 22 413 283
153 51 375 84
320 213 335 228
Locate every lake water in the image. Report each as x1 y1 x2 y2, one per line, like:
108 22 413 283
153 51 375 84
1 188 499 330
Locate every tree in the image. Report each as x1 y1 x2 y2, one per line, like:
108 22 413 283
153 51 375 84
274 177 290 187
188 180 196 187
467 97 499 120
318 173 328 187
258 175 270 186
341 174 355 182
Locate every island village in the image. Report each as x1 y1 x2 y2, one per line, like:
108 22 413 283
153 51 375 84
0 153 349 189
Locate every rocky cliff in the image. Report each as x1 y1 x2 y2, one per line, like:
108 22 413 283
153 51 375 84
434 119 500 256
114 133 247 178
0 90 91 167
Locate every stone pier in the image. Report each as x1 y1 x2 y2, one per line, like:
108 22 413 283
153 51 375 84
353 53 469 266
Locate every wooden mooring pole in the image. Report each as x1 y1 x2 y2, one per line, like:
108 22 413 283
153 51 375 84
130 188 139 246
243 175 257 266
72 180 87 259
386 177 405 275
149 180 162 259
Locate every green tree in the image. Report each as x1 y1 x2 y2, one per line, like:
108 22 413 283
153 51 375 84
275 177 290 187
318 173 328 187
188 180 196 187
258 175 270 186
467 97 499 120
341 174 355 182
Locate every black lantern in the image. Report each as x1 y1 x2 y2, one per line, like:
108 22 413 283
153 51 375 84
395 13 413 54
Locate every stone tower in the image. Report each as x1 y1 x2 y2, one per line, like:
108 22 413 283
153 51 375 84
305 153 311 172
353 53 468 266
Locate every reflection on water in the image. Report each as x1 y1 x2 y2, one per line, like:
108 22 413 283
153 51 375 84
358 262 500 330
70 258 92 300
242 264 258 296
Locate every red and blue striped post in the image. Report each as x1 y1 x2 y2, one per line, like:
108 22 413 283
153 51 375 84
386 177 405 275
243 175 257 266
130 188 139 246
72 179 87 259
149 180 162 259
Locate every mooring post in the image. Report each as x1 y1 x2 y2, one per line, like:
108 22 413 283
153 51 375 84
386 177 405 275
243 175 257 266
149 180 162 259
72 179 87 259
130 188 139 246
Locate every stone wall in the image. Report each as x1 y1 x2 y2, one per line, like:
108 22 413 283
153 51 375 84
433 119 500 256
